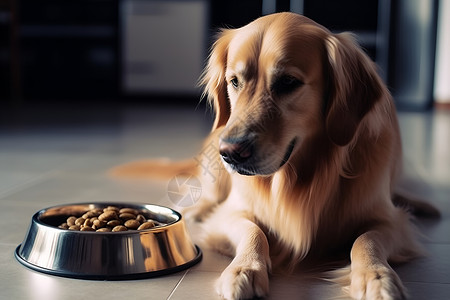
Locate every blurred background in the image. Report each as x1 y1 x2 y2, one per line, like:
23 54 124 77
0 0 449 125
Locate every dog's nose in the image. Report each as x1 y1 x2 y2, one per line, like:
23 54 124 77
219 139 253 165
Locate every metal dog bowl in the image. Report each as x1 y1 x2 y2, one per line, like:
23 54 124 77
15 203 202 280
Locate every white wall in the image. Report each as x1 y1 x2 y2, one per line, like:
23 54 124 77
434 0 450 103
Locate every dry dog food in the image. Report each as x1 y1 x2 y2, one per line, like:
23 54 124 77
58 206 163 232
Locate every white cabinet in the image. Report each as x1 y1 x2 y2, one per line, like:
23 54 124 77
121 0 208 95
434 0 450 104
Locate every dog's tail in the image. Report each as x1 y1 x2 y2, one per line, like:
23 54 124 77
109 158 199 180
393 191 441 218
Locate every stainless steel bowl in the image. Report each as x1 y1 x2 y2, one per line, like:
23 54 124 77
15 203 202 280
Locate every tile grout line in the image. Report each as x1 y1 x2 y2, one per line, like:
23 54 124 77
0 170 60 200
166 269 190 300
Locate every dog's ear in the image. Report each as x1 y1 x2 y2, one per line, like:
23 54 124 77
324 33 383 146
200 29 234 131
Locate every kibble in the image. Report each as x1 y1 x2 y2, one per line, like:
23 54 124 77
83 218 94 227
69 225 81 231
119 213 136 221
58 206 163 232
75 217 85 226
137 221 155 230
59 223 69 230
124 219 140 229
107 219 122 227
136 214 146 223
93 219 106 228
119 208 139 215
67 216 77 226
82 209 102 219
104 206 119 212
112 225 127 232
80 226 95 232
98 210 118 222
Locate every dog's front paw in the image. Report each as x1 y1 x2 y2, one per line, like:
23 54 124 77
216 258 269 300
349 264 406 300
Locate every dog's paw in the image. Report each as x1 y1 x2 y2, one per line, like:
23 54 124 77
215 258 269 300
349 264 406 300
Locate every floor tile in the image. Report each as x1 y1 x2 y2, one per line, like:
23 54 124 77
0 107 449 300
396 244 450 284
267 274 347 300
1 243 183 300
403 282 450 300
170 269 349 300
0 171 51 198
188 247 232 273
416 218 450 244
168 270 222 300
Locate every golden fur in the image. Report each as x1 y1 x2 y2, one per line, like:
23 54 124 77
111 13 439 300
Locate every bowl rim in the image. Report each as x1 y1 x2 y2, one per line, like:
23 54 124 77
34 202 181 234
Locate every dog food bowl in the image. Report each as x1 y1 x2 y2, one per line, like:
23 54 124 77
15 203 202 280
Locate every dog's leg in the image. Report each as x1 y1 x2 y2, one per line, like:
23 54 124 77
349 228 409 300
215 219 271 300
393 191 440 218
182 164 231 222
182 197 221 221
204 205 271 300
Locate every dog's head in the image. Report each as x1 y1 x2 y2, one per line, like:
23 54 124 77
201 12 383 176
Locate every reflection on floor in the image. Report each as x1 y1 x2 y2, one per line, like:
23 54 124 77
1 106 449 300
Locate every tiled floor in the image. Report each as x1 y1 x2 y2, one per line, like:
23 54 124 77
1 105 449 300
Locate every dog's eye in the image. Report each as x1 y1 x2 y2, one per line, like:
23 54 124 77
272 75 303 95
230 77 239 89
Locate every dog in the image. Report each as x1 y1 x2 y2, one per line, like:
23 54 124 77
111 12 439 300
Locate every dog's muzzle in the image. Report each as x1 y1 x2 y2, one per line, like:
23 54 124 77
219 138 296 176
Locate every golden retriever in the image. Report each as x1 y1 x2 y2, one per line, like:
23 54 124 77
112 12 439 300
